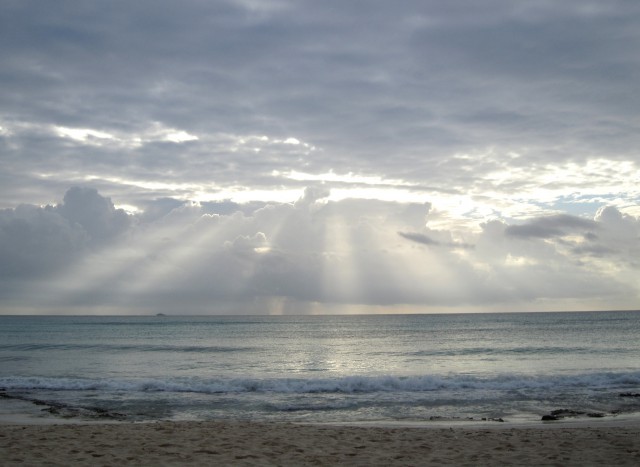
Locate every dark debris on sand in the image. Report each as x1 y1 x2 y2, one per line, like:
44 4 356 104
0 390 127 421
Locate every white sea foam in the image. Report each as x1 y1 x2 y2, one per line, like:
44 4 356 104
2 371 639 395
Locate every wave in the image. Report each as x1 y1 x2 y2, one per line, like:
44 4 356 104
0 343 255 353
2 371 640 395
5 343 629 359
402 346 629 357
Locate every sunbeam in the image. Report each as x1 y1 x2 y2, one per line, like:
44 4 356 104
118 214 228 300
36 216 199 312
321 206 363 308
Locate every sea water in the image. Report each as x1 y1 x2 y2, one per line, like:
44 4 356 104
1 312 639 424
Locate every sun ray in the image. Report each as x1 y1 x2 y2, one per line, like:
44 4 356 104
37 218 198 311
118 215 227 299
321 207 362 309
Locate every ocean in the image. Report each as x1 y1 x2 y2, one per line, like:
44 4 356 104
1 311 640 425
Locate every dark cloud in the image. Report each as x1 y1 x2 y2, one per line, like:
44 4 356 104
398 231 474 250
57 187 130 244
0 187 129 279
398 232 439 246
505 214 598 239
0 204 86 278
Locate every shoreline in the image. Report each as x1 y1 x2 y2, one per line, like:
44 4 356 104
2 394 640 465
1 418 640 466
3 390 640 429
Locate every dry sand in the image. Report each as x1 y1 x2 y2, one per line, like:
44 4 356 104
1 420 640 466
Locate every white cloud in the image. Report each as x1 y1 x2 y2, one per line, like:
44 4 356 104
55 126 114 143
163 130 199 143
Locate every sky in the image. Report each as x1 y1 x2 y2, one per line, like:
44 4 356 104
1 0 639 315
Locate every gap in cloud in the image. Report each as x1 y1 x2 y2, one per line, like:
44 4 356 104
55 126 114 144
49 122 201 149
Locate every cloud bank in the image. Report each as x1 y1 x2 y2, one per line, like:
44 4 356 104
1 187 637 314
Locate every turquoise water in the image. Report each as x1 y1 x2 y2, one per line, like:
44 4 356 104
1 312 639 424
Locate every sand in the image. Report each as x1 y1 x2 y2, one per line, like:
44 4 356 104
1 420 640 466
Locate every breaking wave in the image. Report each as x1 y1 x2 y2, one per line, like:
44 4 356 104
2 371 640 395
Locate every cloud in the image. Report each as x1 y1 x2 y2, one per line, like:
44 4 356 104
505 214 598 239
294 186 331 207
1 1 639 218
57 187 130 244
595 205 640 240
397 231 474 250
0 187 128 279
0 204 87 278
1 187 637 314
398 232 439 246
1 2 639 313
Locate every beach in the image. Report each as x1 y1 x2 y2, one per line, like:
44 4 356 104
1 419 640 466
2 313 639 465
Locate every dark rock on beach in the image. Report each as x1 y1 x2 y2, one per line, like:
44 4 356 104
541 409 607 421
550 409 585 417
428 415 505 423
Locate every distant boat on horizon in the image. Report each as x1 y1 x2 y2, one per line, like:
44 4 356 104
156 313 166 317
